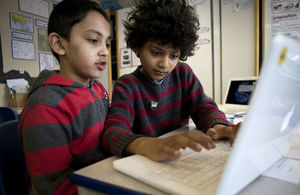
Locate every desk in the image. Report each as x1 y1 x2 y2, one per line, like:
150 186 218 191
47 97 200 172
71 156 166 195
70 124 300 195
71 156 300 195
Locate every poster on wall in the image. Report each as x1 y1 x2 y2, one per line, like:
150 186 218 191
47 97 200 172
38 28 51 52
11 31 33 41
35 19 48 28
9 13 34 33
223 0 233 5
39 52 54 72
271 0 300 40
120 48 132 68
11 39 35 60
232 0 254 12
197 38 210 45
199 26 210 33
272 0 300 14
19 0 50 18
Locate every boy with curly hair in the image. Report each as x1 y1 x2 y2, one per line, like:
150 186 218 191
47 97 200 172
103 0 238 162
19 0 111 194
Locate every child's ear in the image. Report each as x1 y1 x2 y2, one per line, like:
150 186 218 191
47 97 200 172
48 32 66 56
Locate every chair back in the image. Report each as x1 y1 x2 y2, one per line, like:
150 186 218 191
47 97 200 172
0 120 29 195
0 107 18 123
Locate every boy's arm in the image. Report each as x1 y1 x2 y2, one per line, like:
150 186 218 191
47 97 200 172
19 105 76 195
102 79 143 157
180 64 240 144
182 64 229 130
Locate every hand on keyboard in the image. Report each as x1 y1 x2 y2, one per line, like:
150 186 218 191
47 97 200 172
126 131 216 162
206 123 241 146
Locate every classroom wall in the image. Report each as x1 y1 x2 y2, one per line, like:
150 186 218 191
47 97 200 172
0 0 56 106
0 0 55 77
0 0 110 107
0 0 266 107
220 1 255 103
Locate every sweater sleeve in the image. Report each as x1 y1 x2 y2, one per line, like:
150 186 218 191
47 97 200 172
102 77 144 157
19 103 77 195
181 63 230 132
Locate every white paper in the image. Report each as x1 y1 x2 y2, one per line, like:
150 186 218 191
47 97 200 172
12 40 35 60
39 53 54 72
263 158 300 184
223 0 233 5
19 0 50 18
247 142 283 173
6 78 28 88
120 48 132 68
6 78 29 93
12 32 33 41
191 0 205 5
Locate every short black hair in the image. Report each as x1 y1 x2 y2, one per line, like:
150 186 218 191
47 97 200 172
48 0 110 61
124 0 199 61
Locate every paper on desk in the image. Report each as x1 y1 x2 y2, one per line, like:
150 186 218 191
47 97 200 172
247 141 283 173
263 157 300 184
249 125 300 184
247 127 297 173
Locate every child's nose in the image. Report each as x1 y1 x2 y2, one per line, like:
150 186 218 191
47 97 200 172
158 56 169 68
98 45 108 57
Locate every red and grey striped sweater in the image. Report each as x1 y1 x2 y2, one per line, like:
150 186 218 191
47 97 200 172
102 63 229 157
19 70 109 195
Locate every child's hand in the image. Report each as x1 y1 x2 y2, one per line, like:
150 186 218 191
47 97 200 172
126 131 216 162
206 123 241 146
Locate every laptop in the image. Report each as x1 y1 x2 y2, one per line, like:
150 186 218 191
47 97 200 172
113 35 300 195
218 77 257 115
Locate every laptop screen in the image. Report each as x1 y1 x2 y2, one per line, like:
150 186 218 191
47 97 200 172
217 35 300 195
225 79 257 105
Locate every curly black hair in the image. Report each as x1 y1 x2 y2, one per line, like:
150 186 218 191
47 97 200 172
124 0 199 61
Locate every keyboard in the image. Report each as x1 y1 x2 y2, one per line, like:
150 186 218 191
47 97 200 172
153 142 231 191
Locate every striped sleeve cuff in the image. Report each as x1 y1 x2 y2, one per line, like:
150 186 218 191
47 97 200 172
113 133 145 157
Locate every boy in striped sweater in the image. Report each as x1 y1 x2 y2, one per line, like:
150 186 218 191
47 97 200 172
18 0 111 194
103 0 239 162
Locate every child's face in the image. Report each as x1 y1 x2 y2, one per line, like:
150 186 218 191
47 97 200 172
60 11 111 85
138 41 180 82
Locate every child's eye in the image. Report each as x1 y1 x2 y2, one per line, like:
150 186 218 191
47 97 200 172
170 54 179 59
151 51 160 56
88 39 98 44
106 43 111 49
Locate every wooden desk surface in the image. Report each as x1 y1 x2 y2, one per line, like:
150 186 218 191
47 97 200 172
73 156 166 195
